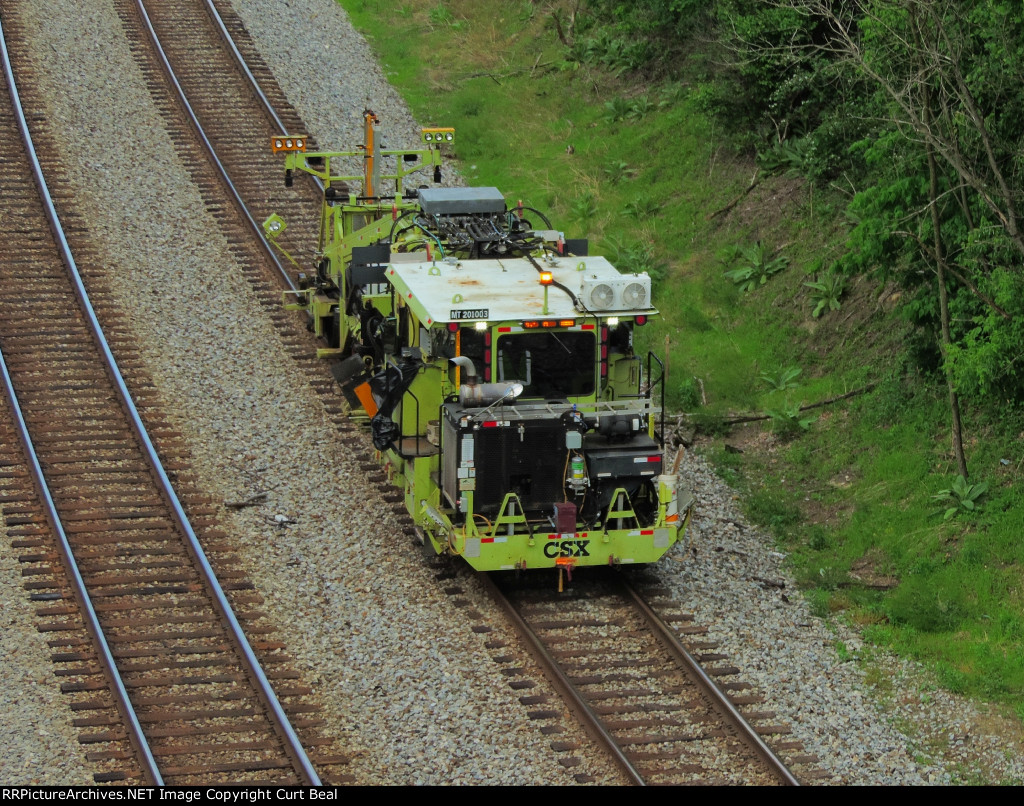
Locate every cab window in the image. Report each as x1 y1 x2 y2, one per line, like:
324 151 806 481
496 331 595 399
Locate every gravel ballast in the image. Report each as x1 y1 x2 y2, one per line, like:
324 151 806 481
1 0 1022 786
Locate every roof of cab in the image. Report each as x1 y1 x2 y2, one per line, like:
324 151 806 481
385 255 655 324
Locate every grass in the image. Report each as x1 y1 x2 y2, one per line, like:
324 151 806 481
335 0 1024 726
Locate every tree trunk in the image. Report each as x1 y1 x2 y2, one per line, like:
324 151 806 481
925 97 969 478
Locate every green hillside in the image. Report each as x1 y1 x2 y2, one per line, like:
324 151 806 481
336 0 1024 725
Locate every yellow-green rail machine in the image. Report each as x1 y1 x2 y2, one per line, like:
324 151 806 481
266 111 692 581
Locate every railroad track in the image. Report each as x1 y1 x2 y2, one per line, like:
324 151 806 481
129 0 324 280
116 0 358 421
96 0 825 786
483 569 812 785
0 2 351 786
1 0 831 786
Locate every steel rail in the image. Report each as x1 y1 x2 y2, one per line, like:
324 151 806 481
0 357 166 786
2 5 322 786
202 0 289 141
133 0 298 293
483 569 802 785
127 0 321 783
621 576 801 786
200 0 328 199
0 14 163 785
201 0 326 202
477 572 647 785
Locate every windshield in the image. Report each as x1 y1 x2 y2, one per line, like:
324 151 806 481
496 331 596 399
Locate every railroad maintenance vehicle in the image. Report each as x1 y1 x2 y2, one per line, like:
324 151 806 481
266 111 692 582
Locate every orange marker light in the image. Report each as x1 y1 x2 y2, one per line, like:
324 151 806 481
539 271 553 285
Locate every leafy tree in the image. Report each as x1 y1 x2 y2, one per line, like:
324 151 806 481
837 1 1024 259
764 0 1024 474
707 0 871 177
545 0 1024 428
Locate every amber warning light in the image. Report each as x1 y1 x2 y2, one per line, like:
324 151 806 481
522 319 575 329
539 271 553 285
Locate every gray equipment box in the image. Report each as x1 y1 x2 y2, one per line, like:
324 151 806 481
418 187 506 216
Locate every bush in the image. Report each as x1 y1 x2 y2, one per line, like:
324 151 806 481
746 488 802 536
805 273 845 318
931 475 988 521
885 577 968 633
724 242 789 292
675 377 703 410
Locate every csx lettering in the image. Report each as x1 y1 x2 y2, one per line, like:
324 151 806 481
543 540 590 558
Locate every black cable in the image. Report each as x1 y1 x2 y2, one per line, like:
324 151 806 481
509 205 553 229
388 209 419 242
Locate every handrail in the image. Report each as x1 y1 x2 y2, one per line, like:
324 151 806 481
647 351 666 444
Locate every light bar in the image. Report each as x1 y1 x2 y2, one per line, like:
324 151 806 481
522 320 574 329
422 127 455 144
271 136 308 153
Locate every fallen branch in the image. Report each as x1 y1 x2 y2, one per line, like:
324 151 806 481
720 382 878 426
707 168 761 220
550 11 570 46
751 575 787 589
224 491 268 510
460 63 556 84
